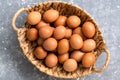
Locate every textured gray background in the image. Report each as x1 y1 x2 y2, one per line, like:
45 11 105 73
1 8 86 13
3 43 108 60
0 0 120 80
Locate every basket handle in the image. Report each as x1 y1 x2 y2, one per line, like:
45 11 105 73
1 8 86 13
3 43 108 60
12 8 27 31
93 49 110 73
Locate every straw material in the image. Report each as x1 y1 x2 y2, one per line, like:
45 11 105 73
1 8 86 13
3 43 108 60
12 1 110 78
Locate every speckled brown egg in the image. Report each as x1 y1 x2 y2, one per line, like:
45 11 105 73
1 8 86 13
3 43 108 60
54 16 67 27
45 53 58 67
27 28 38 41
53 26 66 40
65 28 72 39
43 9 59 23
39 26 53 39
27 11 41 25
36 20 49 30
63 59 77 72
67 15 81 29
37 38 44 46
70 34 83 49
82 22 95 38
58 39 69 54
73 27 86 40
82 52 96 68
58 53 69 64
43 38 57 51
81 39 96 52
34 46 47 59
70 51 84 62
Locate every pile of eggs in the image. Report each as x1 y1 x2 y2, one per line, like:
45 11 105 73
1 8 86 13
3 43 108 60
26 9 96 72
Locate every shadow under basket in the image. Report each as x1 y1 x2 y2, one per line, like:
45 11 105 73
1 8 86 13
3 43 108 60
12 1 110 78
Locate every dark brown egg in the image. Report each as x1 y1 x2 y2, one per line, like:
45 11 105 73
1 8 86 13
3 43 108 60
58 53 69 64
27 11 41 25
34 46 47 59
67 15 81 29
45 53 58 67
82 52 96 68
27 28 38 41
82 22 95 38
36 20 49 30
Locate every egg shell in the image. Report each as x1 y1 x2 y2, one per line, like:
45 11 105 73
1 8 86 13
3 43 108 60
82 52 96 68
82 21 95 38
81 39 96 52
58 53 69 64
63 59 77 72
39 26 53 39
67 15 81 29
54 16 67 27
27 28 38 41
36 20 49 30
65 28 72 39
43 9 59 23
37 38 44 46
34 47 47 59
45 53 58 67
73 27 86 40
43 38 57 51
58 39 69 54
53 26 66 40
70 34 83 49
27 11 41 25
70 50 84 62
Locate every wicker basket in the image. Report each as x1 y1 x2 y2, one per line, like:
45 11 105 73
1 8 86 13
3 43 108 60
12 1 110 78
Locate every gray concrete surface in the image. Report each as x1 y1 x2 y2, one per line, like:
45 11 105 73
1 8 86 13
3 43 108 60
0 0 120 80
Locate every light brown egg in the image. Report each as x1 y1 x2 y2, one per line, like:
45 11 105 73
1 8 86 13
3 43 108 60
37 38 44 46
43 38 57 51
34 46 47 59
82 52 96 68
27 11 41 25
43 9 59 23
27 28 38 41
63 59 77 72
58 39 69 54
70 51 84 62
65 28 72 39
36 20 49 30
53 26 66 40
58 53 69 64
54 16 67 27
70 34 83 49
82 22 95 38
39 26 53 39
81 39 96 52
73 27 86 40
67 15 81 29
45 53 58 67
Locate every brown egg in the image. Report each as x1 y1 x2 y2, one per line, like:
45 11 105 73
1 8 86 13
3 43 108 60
82 22 95 38
82 52 96 68
39 26 53 39
43 9 59 23
27 28 38 41
36 20 49 30
81 39 96 52
37 38 44 46
34 46 47 59
58 53 69 64
54 16 67 27
65 28 72 39
73 27 86 40
43 38 57 51
67 15 81 29
70 34 83 49
53 26 66 40
45 53 58 67
70 51 84 62
27 11 41 25
58 39 69 54
63 59 77 72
